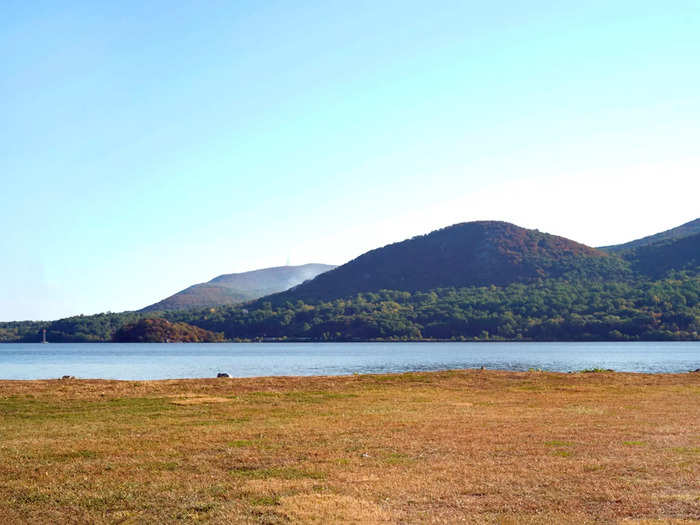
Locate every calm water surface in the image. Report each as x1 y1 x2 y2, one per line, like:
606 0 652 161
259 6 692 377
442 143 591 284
0 342 698 380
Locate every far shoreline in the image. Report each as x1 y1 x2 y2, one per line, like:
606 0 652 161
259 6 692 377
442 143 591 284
3 337 700 343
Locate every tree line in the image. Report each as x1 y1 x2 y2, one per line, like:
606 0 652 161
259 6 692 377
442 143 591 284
1 274 697 343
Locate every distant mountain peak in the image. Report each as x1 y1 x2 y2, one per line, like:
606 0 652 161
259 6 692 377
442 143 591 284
141 263 335 312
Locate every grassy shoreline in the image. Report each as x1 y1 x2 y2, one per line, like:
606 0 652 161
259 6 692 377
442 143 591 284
1 370 698 523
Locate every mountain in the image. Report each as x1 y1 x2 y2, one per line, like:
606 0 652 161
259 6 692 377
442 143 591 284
142 264 335 311
270 221 629 303
615 232 700 278
597 218 700 278
2 220 698 343
172 220 696 342
599 218 700 253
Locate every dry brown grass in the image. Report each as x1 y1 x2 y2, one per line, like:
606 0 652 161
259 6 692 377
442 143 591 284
1 370 698 523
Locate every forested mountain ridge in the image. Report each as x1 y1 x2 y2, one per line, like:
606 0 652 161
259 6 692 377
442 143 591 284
166 277 699 342
599 218 700 253
1 220 698 343
595 219 700 279
267 221 630 303
622 232 700 278
141 263 335 311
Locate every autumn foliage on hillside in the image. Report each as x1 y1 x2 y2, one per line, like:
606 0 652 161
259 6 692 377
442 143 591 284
272 221 628 302
113 318 224 343
1 221 697 343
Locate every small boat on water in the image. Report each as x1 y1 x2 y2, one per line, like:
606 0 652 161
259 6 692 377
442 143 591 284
42 329 48 344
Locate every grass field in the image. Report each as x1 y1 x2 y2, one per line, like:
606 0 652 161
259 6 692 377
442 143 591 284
1 370 698 523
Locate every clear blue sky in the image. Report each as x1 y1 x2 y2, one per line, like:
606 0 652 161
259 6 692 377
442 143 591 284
2 1 698 320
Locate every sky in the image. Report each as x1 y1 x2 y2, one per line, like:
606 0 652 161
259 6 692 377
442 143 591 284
1 1 698 321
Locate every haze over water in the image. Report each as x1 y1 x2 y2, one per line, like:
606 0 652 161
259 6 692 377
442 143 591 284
1 342 698 381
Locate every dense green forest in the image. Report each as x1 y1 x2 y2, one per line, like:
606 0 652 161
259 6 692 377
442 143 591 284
618 233 700 278
0 312 144 343
163 275 699 341
1 274 697 342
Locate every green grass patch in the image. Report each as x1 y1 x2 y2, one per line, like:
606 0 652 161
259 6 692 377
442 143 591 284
146 461 179 471
78 492 130 511
0 396 173 423
545 440 573 447
227 439 272 449
284 391 359 403
247 495 280 506
10 489 53 505
243 392 281 402
231 466 325 480
228 439 256 448
384 452 414 465
671 446 700 455
552 450 573 457
174 415 251 428
515 384 548 391
189 502 216 513
371 373 433 384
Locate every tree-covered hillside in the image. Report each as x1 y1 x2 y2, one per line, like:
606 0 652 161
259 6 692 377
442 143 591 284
1 221 698 343
619 233 700 278
2 274 697 343
599 218 700 253
163 275 698 342
269 222 630 303
113 318 224 343
0 312 144 343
